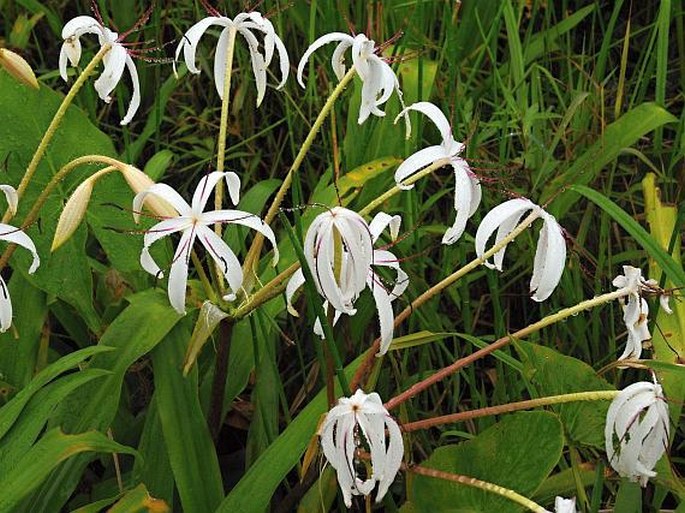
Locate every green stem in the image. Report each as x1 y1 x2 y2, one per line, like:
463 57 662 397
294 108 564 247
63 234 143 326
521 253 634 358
384 286 632 411
3 43 112 223
242 66 357 290
408 464 550 513
401 390 619 432
358 158 451 216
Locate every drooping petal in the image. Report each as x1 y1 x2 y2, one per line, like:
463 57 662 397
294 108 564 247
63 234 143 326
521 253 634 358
139 217 192 277
196 225 243 300
238 26 268 106
0 223 40 273
176 16 229 76
119 54 141 126
331 39 354 81
396 101 454 147
285 268 305 316
368 212 401 243
191 171 227 213
213 26 234 98
200 209 279 265
0 274 10 332
62 16 103 40
133 183 192 222
224 172 241 206
442 163 475 245
373 249 409 299
474 198 534 270
394 145 448 189
554 496 577 513
376 413 403 502
369 272 394 355
297 32 354 87
529 212 566 301
0 185 18 216
167 227 196 314
58 43 71 81
93 43 127 103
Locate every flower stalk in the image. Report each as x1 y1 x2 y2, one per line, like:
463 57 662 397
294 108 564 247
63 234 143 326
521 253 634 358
4 44 112 223
242 66 357 290
401 390 619 432
384 286 635 411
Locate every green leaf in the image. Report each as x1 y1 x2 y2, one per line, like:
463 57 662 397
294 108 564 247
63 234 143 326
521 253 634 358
412 411 564 513
0 345 113 440
26 291 182 513
570 184 685 287
152 322 224 513
0 428 137 513
516 341 614 448
388 331 458 351
542 103 677 216
107 483 170 513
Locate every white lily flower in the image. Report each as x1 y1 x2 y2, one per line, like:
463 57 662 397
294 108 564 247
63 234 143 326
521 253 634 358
174 10 289 106
286 209 408 355
133 171 279 314
605 379 669 486
297 32 406 125
59 15 141 125
0 185 40 332
320 389 403 507
611 265 672 361
475 198 566 302
394 102 481 244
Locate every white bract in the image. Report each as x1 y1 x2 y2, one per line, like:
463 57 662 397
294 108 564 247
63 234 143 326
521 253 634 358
605 379 669 486
175 11 289 106
286 209 408 355
475 198 566 302
297 32 406 125
133 171 278 313
59 16 141 125
0 185 40 332
612 265 662 361
394 102 481 244
320 389 403 508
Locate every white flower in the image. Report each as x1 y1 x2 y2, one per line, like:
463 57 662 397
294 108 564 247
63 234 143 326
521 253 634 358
553 496 577 513
297 32 406 124
0 185 40 332
59 15 141 125
133 171 278 313
475 198 566 302
394 102 481 244
612 266 659 361
605 379 669 486
320 389 403 507
286 209 408 355
174 11 289 106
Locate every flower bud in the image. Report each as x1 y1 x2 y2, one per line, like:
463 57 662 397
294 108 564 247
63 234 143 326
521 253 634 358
52 176 97 251
0 48 39 89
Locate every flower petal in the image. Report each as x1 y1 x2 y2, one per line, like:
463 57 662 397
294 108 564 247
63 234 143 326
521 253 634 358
442 163 475 245
394 145 448 189
529 212 566 302
0 223 39 273
474 198 534 270
396 101 454 147
119 54 141 126
376 414 403 502
213 26 233 99
167 227 196 314
196 225 243 300
62 16 103 40
0 185 18 216
297 32 354 88
331 39 354 81
133 183 192 222
369 272 394 355
285 268 305 316
368 212 401 243
191 171 226 213
58 43 72 81
176 16 229 76
0 275 12 333
140 217 192 277
238 27 268 106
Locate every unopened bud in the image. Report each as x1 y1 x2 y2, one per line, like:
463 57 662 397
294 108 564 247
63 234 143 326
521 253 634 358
0 48 39 89
52 177 96 251
121 165 177 219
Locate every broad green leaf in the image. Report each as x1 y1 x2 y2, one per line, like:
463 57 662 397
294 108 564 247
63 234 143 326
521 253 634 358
26 290 182 513
516 341 614 448
571 184 685 287
412 411 564 513
543 104 677 216
0 368 110 476
0 428 137 513
0 345 112 440
0 271 48 388
152 321 224 513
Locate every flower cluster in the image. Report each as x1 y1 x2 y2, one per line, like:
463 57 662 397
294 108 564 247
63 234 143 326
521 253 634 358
320 389 403 507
